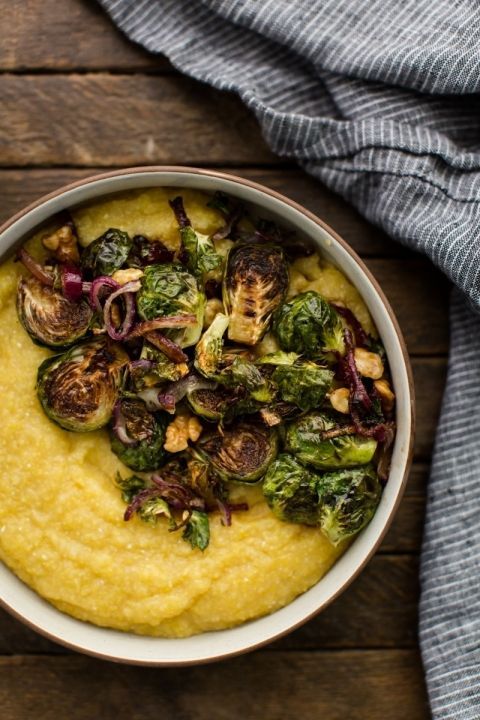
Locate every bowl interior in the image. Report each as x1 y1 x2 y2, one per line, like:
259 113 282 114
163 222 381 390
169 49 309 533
0 168 413 665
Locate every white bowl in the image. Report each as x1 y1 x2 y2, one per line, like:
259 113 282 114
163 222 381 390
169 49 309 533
0 167 414 665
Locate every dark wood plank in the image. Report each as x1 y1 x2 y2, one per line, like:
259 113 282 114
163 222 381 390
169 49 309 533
0 555 419 655
381 496 425 553
0 651 430 720
0 75 277 167
0 0 164 71
413 357 446 459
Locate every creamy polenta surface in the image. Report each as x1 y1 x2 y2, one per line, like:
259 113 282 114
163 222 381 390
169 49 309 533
0 188 374 637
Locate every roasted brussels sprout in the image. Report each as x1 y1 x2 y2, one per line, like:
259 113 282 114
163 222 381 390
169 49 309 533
195 313 229 378
223 243 289 345
227 357 275 403
196 422 278 483
257 351 334 411
273 291 345 356
317 465 381 545
81 228 133 277
109 398 167 472
17 276 93 348
187 387 231 422
37 339 128 432
263 454 321 525
263 456 381 544
285 412 377 469
136 263 205 347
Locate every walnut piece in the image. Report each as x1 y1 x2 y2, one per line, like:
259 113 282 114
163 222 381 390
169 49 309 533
354 347 384 379
42 225 79 264
329 387 350 414
374 378 395 413
164 414 203 453
111 268 144 285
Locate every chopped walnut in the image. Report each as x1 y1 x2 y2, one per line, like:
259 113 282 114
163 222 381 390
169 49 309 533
111 268 144 285
203 297 224 328
354 347 384 379
42 225 79 264
374 379 395 413
329 387 350 414
164 414 203 453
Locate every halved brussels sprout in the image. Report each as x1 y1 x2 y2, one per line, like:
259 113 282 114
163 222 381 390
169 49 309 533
81 228 133 277
285 412 377 469
136 263 205 348
109 398 167 471
17 277 93 348
318 465 381 545
37 339 128 432
263 453 321 525
187 387 231 422
223 243 289 345
196 422 278 483
194 313 229 378
273 291 345 356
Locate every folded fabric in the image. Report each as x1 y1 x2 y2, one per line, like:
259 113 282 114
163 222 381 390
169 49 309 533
99 1 480 716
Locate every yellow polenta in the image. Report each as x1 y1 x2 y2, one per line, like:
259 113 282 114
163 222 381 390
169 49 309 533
0 189 372 637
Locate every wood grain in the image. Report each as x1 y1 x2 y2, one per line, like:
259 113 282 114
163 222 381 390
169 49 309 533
413 357 446 459
0 75 276 166
0 0 163 71
0 651 430 720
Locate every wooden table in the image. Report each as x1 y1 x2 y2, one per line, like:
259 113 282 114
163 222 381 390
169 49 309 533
0 2 447 718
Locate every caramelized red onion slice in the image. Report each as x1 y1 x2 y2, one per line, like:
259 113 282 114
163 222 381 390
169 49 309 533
138 375 216 413
103 280 141 341
127 314 197 339
16 248 54 286
332 304 369 348
60 264 83 302
216 499 249 526
144 331 188 363
89 276 120 312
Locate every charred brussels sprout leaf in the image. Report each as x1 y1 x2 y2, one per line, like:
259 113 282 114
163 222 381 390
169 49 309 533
195 313 229 378
223 243 289 345
318 465 381 545
285 412 377 469
81 228 132 277
197 422 278 483
182 227 222 276
273 291 345 356
17 276 93 348
37 339 128 432
263 454 321 525
183 510 210 551
109 398 167 472
136 263 205 348
115 473 146 503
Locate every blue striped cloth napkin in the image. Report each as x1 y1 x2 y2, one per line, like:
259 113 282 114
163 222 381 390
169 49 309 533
98 1 480 716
